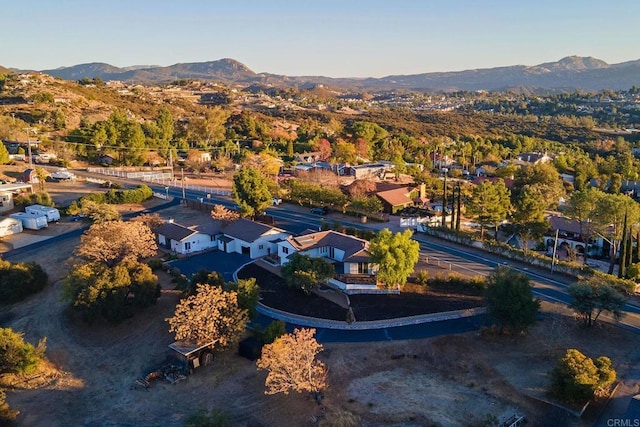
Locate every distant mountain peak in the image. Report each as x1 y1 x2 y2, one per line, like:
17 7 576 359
30 55 640 92
537 56 609 71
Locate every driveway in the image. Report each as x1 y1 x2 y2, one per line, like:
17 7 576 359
167 250 251 281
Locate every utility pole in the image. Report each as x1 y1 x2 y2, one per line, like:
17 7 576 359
181 167 186 200
551 229 559 273
25 127 33 168
441 168 448 228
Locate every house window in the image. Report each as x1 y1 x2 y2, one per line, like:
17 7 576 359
329 247 335 259
185 242 191 251
282 247 289 254
259 244 264 250
358 263 369 274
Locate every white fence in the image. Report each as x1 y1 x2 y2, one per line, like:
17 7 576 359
143 177 232 197
87 168 172 180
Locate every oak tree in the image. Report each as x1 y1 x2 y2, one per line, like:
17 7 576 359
550 349 616 403
568 278 627 327
257 328 327 399
76 221 157 267
485 267 540 333
281 253 335 294
167 284 249 347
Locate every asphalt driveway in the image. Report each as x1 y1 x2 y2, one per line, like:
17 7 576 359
168 250 251 281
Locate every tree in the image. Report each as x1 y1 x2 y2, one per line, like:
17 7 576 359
0 142 10 165
369 229 420 289
76 221 157 267
349 196 383 217
225 277 261 319
466 179 511 240
79 200 121 223
281 253 335 294
511 162 565 210
0 259 48 303
511 186 549 253
485 267 540 333
63 260 160 322
568 278 627 327
256 328 327 400
210 204 239 225
566 188 603 264
591 193 639 274
131 213 165 233
232 168 272 218
550 349 616 403
0 327 46 374
167 284 248 348
1 390 19 423
35 167 48 192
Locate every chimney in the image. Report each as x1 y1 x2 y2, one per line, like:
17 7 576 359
167 218 174 224
420 183 426 200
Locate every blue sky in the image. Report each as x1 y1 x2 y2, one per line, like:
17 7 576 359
2 0 638 77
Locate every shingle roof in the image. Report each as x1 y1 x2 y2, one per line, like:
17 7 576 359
222 218 284 243
376 187 414 207
194 221 223 236
547 215 582 234
286 230 368 259
157 222 198 242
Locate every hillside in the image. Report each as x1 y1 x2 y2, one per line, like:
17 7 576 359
21 55 640 92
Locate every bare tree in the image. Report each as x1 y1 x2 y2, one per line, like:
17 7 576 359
166 284 248 347
76 221 157 267
256 328 327 400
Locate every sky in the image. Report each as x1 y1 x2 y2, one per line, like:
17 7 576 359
2 0 639 78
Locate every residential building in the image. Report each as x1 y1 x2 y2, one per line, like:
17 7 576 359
157 220 218 255
218 218 290 259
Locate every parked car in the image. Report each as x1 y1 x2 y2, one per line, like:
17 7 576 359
310 206 329 215
272 197 282 205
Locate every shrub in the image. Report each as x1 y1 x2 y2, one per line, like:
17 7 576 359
147 259 164 271
0 259 48 303
550 349 616 404
415 270 429 286
260 320 286 344
0 328 46 374
0 390 19 423
13 192 53 207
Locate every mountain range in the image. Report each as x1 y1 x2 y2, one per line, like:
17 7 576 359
27 56 640 92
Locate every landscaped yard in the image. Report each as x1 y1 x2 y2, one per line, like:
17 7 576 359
237 263 486 321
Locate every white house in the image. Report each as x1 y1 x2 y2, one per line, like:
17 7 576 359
0 183 33 213
217 218 290 259
277 230 379 291
156 220 218 255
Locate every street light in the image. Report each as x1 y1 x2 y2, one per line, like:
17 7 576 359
165 186 169 200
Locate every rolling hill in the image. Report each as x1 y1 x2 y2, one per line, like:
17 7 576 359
26 55 640 92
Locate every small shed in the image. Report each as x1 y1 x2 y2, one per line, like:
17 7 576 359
168 340 216 371
23 169 38 183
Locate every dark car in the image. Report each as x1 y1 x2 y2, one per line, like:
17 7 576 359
310 206 329 215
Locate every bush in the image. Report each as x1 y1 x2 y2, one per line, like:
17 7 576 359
13 192 53 207
0 259 48 303
147 259 164 271
0 328 46 375
0 390 19 424
550 349 616 404
260 320 286 344
415 270 429 286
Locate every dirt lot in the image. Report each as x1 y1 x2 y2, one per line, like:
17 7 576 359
2 184 640 426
